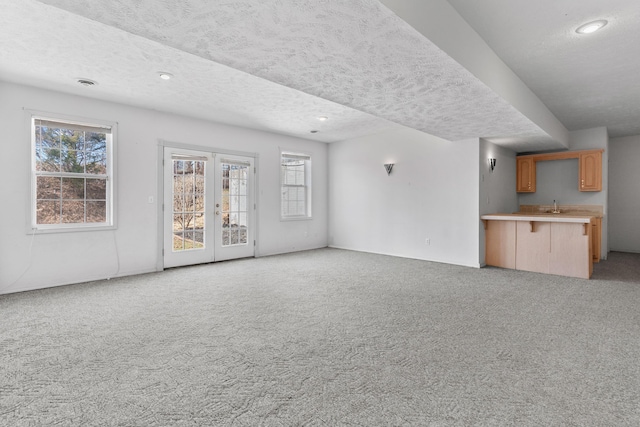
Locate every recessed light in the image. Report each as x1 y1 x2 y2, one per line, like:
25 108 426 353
576 20 607 34
77 78 98 86
158 72 173 80
317 116 328 121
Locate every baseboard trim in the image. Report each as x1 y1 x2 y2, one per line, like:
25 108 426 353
0 267 160 296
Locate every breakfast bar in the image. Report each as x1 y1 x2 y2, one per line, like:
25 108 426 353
481 213 595 279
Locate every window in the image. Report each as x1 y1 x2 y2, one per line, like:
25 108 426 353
31 115 115 230
281 151 311 219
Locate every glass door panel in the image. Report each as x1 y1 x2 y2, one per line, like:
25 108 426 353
163 148 214 268
215 155 254 261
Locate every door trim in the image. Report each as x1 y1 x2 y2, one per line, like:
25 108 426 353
156 140 260 271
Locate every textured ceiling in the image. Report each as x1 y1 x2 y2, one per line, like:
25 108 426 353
16 0 553 148
448 0 640 139
0 0 402 143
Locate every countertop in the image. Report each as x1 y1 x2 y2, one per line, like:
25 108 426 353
480 213 594 223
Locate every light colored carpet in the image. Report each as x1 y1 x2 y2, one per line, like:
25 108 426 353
1 248 639 426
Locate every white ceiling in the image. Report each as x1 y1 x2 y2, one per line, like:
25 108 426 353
448 0 640 139
1 0 637 151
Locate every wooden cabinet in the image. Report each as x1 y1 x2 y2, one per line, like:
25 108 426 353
483 216 593 279
592 217 602 262
515 149 603 193
485 220 516 269
579 151 602 191
516 157 536 193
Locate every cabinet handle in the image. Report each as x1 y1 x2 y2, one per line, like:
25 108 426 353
581 179 584 187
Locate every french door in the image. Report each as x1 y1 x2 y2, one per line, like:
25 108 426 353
163 147 254 268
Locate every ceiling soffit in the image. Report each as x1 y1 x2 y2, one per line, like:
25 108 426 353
37 0 553 145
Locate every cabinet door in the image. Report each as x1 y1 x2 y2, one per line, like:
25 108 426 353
592 217 602 262
516 157 536 192
579 151 602 191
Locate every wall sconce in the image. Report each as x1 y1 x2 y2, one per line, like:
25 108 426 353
488 158 496 172
384 163 394 176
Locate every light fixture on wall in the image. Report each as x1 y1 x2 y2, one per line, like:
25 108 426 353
77 78 98 87
384 163 394 176
488 158 497 172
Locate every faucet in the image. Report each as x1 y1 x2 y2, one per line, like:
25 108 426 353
552 200 560 214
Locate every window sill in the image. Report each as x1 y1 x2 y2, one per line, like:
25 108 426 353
280 216 313 222
27 224 116 235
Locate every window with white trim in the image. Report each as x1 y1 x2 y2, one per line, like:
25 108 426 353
31 116 114 230
281 151 311 219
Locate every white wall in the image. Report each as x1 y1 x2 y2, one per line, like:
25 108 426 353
479 139 518 265
328 126 481 267
518 127 609 258
608 135 640 253
0 82 328 294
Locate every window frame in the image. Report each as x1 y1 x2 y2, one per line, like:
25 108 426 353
280 150 312 221
28 111 117 233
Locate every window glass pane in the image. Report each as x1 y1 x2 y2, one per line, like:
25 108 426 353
194 230 204 247
36 148 61 172
173 214 184 231
36 126 60 149
195 176 205 194
37 176 61 199
86 179 106 200
86 201 106 223
184 231 196 249
173 234 184 251
184 213 196 230
62 177 85 200
195 161 205 176
85 152 107 175
194 194 205 212
185 175 195 195
174 175 185 194
184 194 195 213
61 129 83 151
173 193 184 213
222 189 229 212
187 161 196 175
61 150 85 173
174 160 184 174
84 132 107 175
85 132 106 152
62 200 85 223
37 200 60 224
229 213 238 227
194 212 205 231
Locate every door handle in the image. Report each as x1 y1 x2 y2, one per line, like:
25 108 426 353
215 211 220 215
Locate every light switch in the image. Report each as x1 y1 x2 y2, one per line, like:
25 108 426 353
148 196 154 204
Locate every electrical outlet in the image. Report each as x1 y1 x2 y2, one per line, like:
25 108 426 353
148 196 154 204
425 238 430 245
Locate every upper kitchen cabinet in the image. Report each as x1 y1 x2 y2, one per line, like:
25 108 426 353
516 157 536 193
579 150 603 192
516 149 603 193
